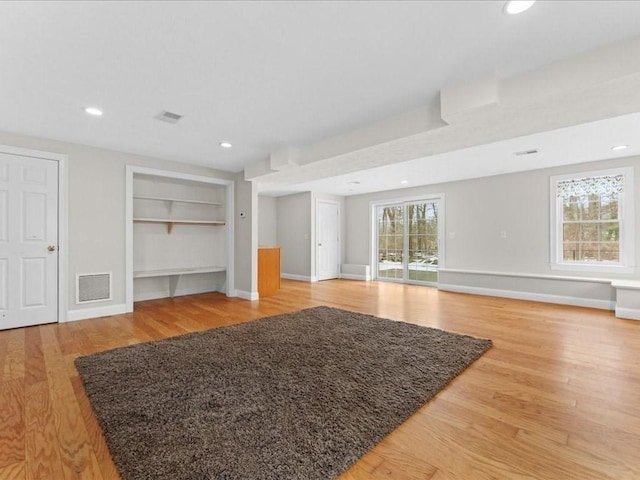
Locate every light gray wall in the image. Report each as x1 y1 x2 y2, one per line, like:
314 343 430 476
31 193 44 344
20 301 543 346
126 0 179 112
234 174 256 295
0 130 242 313
272 192 345 280
258 195 277 246
277 192 312 277
346 155 640 279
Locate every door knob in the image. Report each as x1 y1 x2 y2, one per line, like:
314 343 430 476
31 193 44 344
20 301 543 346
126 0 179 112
47 245 56 252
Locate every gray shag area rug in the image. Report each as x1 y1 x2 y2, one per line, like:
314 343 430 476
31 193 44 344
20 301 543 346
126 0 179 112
75 306 492 480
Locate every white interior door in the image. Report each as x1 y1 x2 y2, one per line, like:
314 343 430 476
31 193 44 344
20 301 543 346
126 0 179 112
0 153 58 330
317 200 339 281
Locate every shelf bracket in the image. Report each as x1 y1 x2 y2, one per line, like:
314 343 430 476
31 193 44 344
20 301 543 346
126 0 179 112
167 222 174 234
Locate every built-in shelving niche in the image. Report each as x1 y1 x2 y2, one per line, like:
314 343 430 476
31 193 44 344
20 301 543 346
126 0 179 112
129 170 233 304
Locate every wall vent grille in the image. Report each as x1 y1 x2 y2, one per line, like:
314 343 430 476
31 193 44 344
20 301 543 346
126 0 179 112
155 110 183 124
77 272 111 304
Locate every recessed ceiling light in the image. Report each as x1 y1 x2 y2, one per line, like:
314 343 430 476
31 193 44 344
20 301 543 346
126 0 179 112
611 145 628 151
220 142 232 149
84 106 103 116
400 180 408 184
348 181 360 185
503 0 536 15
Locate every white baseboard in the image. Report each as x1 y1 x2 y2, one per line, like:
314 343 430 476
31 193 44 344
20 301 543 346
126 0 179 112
281 273 316 282
65 303 127 322
340 273 371 281
438 268 613 284
437 283 615 310
133 285 224 303
341 264 371 281
615 307 640 321
235 289 259 301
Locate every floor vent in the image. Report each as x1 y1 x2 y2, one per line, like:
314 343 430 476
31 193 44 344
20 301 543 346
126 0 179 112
77 272 112 304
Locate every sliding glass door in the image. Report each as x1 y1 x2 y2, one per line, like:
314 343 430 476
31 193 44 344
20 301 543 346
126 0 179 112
376 198 440 285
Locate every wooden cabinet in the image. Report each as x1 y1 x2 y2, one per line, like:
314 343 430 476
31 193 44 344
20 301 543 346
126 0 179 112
258 246 281 297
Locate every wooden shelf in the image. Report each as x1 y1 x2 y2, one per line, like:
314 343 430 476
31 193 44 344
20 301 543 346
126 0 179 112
133 195 223 206
134 266 226 297
133 218 225 233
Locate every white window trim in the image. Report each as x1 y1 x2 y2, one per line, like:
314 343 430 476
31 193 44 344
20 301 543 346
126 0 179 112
370 193 445 284
550 166 634 274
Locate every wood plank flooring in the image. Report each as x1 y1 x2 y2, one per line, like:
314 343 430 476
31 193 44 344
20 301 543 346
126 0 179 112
1 279 639 479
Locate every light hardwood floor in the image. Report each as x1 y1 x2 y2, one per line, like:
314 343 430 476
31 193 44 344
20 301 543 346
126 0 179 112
1 279 639 479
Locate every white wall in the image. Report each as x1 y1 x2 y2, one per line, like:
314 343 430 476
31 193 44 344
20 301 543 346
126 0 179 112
0 130 245 318
258 195 277 246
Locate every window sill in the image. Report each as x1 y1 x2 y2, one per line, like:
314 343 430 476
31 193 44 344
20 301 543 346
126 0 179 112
550 263 635 274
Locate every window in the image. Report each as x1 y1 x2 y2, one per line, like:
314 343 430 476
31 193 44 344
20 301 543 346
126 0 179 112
550 167 634 273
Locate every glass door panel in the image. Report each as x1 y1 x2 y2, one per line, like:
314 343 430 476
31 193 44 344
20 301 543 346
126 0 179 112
376 205 404 280
407 201 438 283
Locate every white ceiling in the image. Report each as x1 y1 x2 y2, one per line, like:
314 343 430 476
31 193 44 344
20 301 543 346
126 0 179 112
1 1 640 193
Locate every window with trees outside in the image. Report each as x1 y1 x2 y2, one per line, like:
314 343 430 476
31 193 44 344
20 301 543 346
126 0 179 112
550 167 634 273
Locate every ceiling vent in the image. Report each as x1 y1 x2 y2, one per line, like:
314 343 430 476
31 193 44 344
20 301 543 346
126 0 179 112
155 110 183 124
515 149 538 156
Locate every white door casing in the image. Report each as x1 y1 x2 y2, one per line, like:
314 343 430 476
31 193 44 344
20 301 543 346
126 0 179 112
372 194 444 285
316 200 339 281
0 152 59 329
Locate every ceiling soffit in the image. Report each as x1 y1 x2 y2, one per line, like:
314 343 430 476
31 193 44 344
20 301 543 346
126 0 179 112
247 36 640 190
